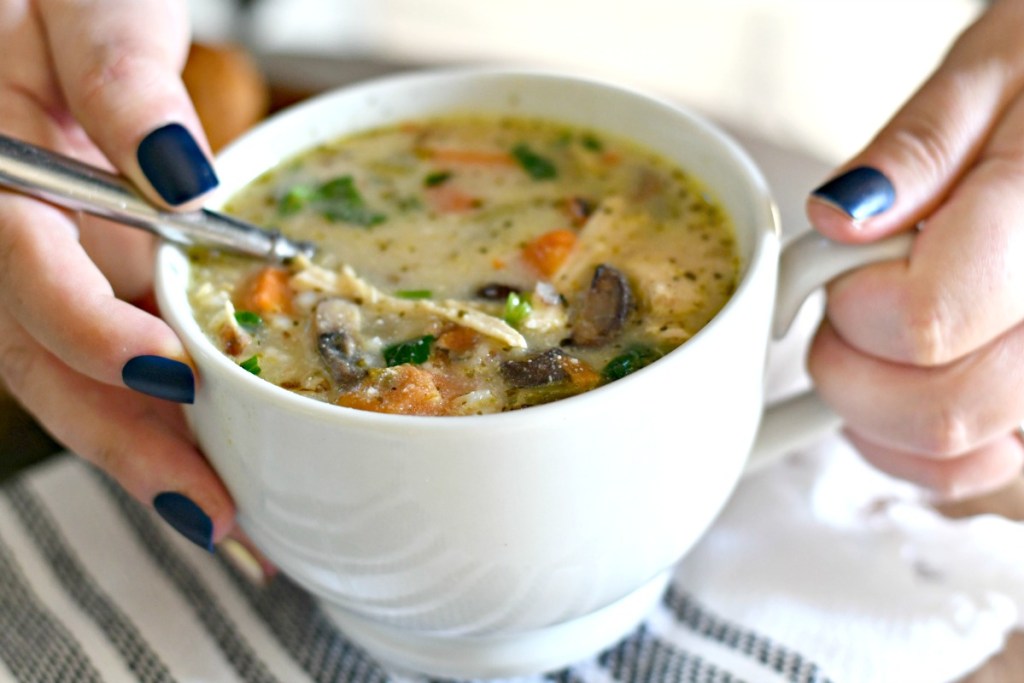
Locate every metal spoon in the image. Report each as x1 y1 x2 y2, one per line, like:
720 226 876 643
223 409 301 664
0 133 315 261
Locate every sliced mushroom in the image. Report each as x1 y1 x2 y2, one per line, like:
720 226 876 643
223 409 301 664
500 348 600 409
500 348 571 388
314 298 367 389
476 283 518 301
570 264 634 347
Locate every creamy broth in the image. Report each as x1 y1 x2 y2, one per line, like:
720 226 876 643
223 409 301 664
188 115 739 415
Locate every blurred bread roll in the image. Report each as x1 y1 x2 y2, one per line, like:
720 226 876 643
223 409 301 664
182 42 269 152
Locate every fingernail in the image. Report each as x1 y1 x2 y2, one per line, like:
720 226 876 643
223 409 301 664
137 123 218 205
122 355 195 404
153 492 214 552
811 166 895 220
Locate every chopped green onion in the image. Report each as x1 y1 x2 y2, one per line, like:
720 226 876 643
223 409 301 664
511 143 557 180
383 335 436 367
424 170 453 187
234 310 263 329
239 354 262 375
395 289 433 300
602 346 662 381
503 291 532 327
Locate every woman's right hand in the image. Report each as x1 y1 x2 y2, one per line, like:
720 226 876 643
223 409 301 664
0 0 236 551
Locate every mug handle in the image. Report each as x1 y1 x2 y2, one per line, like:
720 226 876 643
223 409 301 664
744 230 916 474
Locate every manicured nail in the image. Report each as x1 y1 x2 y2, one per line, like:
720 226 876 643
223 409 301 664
122 355 195 404
153 492 214 552
811 166 895 220
137 123 218 205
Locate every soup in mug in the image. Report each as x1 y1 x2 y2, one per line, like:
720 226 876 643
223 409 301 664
187 115 740 415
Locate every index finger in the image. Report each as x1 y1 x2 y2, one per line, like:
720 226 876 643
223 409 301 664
824 92 1024 366
36 0 218 209
806 0 1024 243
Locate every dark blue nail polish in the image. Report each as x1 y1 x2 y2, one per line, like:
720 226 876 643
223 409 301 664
122 355 195 404
153 492 214 552
137 123 218 205
811 166 895 220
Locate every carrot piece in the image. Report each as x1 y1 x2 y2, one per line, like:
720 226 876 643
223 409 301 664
522 228 578 277
336 365 444 416
563 356 601 391
423 147 515 166
238 266 293 315
425 183 480 213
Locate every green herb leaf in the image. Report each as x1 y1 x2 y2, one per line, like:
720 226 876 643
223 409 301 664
239 354 262 375
424 170 452 187
383 335 436 367
511 143 557 180
234 310 263 329
278 176 387 226
602 346 662 381
395 289 433 300
317 176 387 227
503 291 532 327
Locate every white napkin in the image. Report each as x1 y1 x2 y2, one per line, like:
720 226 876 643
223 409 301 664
673 432 1024 683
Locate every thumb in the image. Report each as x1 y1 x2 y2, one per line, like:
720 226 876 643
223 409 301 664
806 1 1024 243
36 0 217 210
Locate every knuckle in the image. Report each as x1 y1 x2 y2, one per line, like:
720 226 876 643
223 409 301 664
88 441 131 483
900 314 949 366
888 115 959 185
0 328 32 397
917 406 972 459
893 289 957 365
76 45 142 112
885 65 985 181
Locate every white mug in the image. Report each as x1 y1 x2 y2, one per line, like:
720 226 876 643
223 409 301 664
154 67 911 679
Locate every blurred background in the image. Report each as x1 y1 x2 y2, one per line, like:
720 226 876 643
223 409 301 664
188 0 985 165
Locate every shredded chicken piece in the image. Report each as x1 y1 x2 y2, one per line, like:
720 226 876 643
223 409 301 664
204 294 252 356
554 197 706 345
288 257 527 349
554 197 645 291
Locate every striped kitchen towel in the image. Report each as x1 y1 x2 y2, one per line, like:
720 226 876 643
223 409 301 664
0 453 830 683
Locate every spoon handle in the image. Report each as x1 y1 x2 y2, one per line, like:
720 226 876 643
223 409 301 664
0 133 314 261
